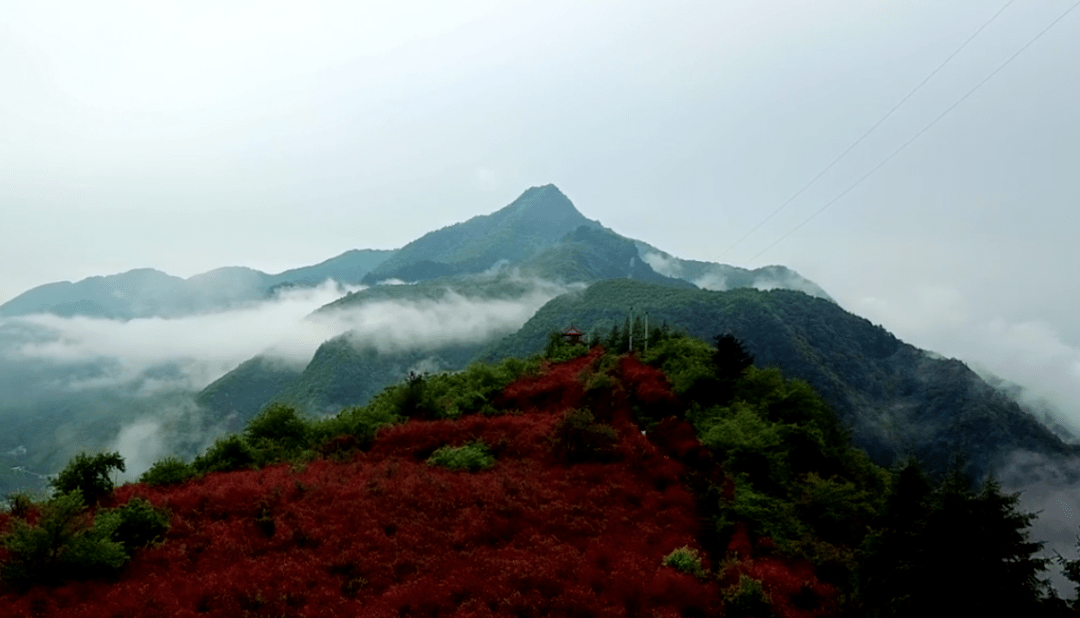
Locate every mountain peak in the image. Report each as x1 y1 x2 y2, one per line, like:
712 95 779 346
361 185 599 284
488 184 587 230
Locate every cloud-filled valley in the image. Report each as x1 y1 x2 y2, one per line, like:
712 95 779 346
0 275 576 483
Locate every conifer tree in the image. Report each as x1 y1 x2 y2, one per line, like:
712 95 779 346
857 458 1052 617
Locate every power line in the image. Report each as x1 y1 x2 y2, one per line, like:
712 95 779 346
748 0 1080 264
717 0 1015 260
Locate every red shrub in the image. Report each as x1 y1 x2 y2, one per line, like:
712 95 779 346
0 352 730 617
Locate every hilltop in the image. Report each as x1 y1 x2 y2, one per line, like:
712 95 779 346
1 340 1071 616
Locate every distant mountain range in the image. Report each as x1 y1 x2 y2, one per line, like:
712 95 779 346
0 250 394 319
0 184 1074 496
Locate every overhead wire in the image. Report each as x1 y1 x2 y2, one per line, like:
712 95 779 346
747 0 1080 263
717 0 1017 261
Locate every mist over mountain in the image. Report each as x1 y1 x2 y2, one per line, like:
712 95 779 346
197 187 823 427
198 274 576 423
5 183 1080 578
636 243 834 302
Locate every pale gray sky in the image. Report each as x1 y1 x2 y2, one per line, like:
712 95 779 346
2 0 1079 422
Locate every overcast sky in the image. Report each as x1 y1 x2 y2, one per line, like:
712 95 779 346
2 0 1078 415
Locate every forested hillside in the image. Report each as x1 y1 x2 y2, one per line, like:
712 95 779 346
2 337 1076 616
481 279 1080 484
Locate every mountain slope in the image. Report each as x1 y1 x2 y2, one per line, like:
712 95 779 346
195 357 307 428
522 226 696 288
479 278 1078 482
268 249 394 290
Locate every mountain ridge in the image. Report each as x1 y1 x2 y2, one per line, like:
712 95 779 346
0 249 395 319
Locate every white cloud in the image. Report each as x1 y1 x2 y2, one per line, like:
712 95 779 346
997 450 1080 600
3 280 359 391
2 275 572 480
111 419 163 481
334 287 567 354
849 284 1080 438
640 251 684 279
2 276 574 393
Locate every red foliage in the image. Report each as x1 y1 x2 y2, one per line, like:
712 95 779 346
495 350 602 415
720 524 837 618
617 356 679 411
0 351 725 617
727 521 754 559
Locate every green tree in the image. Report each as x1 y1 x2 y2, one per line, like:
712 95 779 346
711 333 754 405
192 435 256 474
0 491 127 589
605 322 621 352
714 334 754 380
1053 538 1080 614
101 497 170 551
245 402 311 464
857 459 1052 617
139 456 194 487
426 441 496 472
549 407 618 464
397 371 433 419
50 452 125 505
856 458 935 616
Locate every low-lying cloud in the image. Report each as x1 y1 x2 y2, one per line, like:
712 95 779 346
850 284 1080 441
316 285 573 357
5 277 574 391
997 450 1080 599
641 250 828 299
0 276 574 482
2 280 361 392
641 251 730 290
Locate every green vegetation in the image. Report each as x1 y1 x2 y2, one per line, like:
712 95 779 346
638 331 1063 614
855 458 1056 617
0 486 169 590
0 491 127 589
141 354 543 486
662 546 705 577
192 435 257 474
50 452 126 506
549 407 619 464
138 456 194 487
4 492 34 518
245 402 311 462
480 277 1075 486
426 441 496 472
100 497 170 552
722 575 774 618
644 335 887 584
